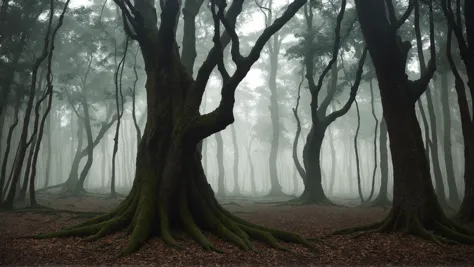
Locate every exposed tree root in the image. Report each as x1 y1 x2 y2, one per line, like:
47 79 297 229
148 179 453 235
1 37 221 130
11 206 105 216
32 169 321 256
330 210 474 245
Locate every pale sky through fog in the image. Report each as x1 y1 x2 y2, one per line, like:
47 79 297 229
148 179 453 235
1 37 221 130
67 0 297 98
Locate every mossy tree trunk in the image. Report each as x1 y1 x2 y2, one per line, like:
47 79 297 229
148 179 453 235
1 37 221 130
35 0 317 254
335 0 474 243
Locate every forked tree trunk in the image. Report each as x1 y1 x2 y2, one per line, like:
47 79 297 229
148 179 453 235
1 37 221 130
35 0 315 255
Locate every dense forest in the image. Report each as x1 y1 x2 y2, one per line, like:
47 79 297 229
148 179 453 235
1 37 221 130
0 0 473 265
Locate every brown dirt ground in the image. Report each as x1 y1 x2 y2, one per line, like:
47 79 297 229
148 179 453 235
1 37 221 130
0 195 473 266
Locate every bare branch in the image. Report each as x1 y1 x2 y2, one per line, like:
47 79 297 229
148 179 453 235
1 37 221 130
314 0 346 94
391 0 414 32
217 4 244 64
325 46 368 124
411 0 436 102
188 0 307 142
211 0 230 82
255 0 271 27
190 0 244 105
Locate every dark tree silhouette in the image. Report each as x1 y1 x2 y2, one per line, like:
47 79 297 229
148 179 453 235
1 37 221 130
35 0 317 255
334 0 474 244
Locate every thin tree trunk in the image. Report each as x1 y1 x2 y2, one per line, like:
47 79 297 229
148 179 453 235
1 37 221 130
440 71 460 205
230 123 240 195
0 97 20 201
366 79 379 201
215 132 225 196
354 99 364 202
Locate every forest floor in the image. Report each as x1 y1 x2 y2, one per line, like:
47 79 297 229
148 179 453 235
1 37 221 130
1 193 474 266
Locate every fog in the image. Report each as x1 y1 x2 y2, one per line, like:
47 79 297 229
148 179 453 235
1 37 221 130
1 0 473 264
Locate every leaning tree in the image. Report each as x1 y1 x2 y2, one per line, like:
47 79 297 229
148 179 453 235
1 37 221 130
35 0 317 255
334 0 474 244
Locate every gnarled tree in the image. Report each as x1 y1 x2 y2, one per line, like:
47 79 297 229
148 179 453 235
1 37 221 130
35 0 316 255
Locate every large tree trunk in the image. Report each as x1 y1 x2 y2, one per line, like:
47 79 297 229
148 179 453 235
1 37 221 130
35 0 314 254
336 0 474 243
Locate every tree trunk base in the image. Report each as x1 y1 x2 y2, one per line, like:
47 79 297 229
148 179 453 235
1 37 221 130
454 200 474 224
32 158 319 255
331 209 474 245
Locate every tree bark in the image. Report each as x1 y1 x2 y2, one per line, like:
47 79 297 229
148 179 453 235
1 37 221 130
35 0 315 254
335 0 474 243
444 24 474 223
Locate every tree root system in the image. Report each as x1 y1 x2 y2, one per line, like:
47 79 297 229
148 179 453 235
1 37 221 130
32 172 321 256
330 209 474 245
